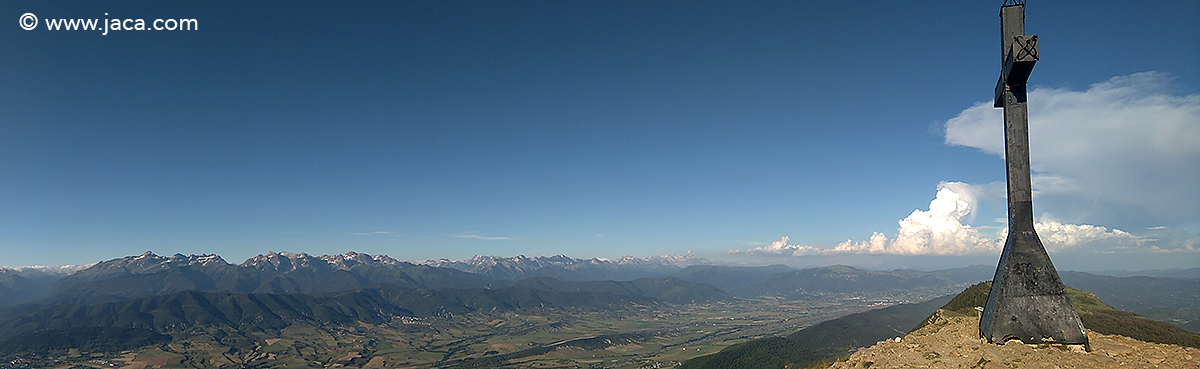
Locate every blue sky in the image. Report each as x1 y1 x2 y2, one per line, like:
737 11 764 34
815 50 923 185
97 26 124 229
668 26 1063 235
3 1 1197 271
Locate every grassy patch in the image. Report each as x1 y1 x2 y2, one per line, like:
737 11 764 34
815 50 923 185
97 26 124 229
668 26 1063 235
1080 308 1200 348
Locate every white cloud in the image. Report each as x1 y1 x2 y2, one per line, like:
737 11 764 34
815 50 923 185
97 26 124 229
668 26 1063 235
734 72 1197 258
733 182 1161 256
733 182 1002 256
729 235 824 256
828 182 1003 255
944 72 1200 226
451 232 514 240
350 231 392 236
1023 218 1140 253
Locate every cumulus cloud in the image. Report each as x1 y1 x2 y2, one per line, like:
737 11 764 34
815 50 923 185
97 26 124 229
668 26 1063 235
733 183 1152 256
729 235 823 256
734 72 1197 258
944 72 1200 226
1020 218 1140 253
829 182 1003 255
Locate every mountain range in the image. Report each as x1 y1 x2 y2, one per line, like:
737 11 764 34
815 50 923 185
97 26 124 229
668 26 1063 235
0 265 91 307
2 251 987 309
37 251 496 306
1 250 1197 359
416 253 710 281
0 251 733 344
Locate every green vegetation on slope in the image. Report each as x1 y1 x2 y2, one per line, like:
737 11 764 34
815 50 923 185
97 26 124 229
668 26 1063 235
911 282 991 330
0 285 675 341
1060 271 1200 312
1060 271 1200 333
0 327 170 355
1079 308 1200 348
915 281 1200 348
0 289 413 338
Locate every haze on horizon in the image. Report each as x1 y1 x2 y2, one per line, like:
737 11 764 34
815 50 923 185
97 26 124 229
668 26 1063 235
3 1 1197 271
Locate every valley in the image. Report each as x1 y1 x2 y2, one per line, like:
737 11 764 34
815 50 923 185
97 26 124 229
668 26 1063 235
1 251 1193 368
3 296 886 369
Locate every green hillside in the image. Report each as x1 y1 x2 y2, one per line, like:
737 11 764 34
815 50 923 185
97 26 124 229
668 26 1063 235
1060 271 1200 312
0 327 170 355
915 282 1200 348
0 289 411 338
1059 271 1200 332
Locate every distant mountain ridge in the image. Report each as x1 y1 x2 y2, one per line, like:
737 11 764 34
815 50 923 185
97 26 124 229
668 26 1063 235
13 252 998 311
4 251 1197 334
417 253 711 281
240 250 408 272
67 251 228 280
40 251 496 305
726 264 993 299
0 251 1084 309
2 250 1198 361
0 251 733 345
0 264 93 307
1060 271 1200 333
0 264 94 275
1087 267 1200 279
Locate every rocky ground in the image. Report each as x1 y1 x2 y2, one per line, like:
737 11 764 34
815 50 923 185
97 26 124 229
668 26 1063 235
828 310 1199 369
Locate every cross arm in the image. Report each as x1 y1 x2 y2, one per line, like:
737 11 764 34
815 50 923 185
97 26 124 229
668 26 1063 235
994 35 1039 107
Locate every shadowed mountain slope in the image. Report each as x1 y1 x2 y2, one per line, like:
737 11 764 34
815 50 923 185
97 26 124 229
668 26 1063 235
685 281 1200 369
681 295 953 369
0 284 666 342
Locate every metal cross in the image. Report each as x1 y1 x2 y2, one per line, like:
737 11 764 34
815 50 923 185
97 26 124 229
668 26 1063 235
978 1 1089 349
